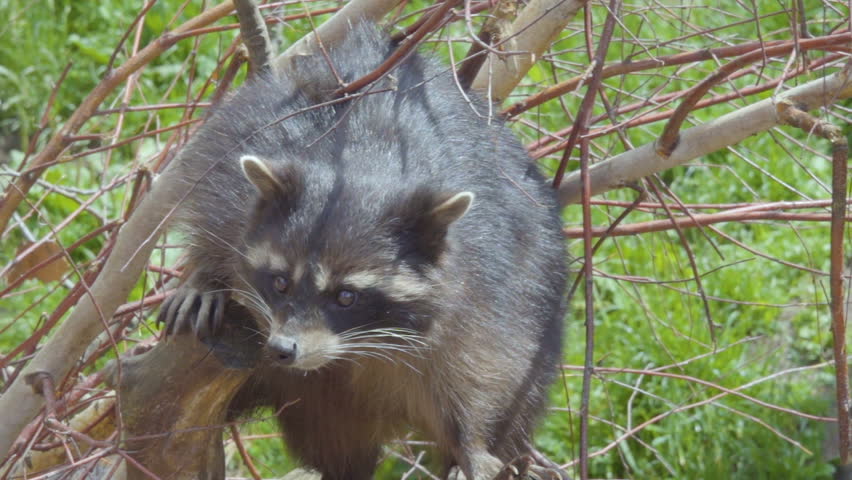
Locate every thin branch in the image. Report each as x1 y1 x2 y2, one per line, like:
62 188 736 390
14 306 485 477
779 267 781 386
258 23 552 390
336 0 459 95
576 2 620 477
563 211 850 238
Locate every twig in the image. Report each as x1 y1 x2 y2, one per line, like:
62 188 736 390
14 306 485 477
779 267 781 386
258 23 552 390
575 4 619 476
552 0 617 189
469 0 586 101
456 0 517 90
335 0 459 96
275 0 403 68
229 425 262 480
503 33 850 118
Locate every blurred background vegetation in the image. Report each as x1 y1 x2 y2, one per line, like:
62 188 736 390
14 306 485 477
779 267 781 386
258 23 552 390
1 0 849 478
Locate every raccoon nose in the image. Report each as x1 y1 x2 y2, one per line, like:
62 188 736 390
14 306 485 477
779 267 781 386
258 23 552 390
268 336 298 365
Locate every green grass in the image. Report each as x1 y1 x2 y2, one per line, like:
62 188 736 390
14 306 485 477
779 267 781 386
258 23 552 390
1 0 849 478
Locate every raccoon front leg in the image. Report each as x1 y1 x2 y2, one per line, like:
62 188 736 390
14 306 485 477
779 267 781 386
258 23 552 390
445 442 504 480
158 270 227 339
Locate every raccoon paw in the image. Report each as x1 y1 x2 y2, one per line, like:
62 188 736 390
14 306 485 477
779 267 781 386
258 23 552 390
523 465 567 480
158 285 226 339
491 456 567 480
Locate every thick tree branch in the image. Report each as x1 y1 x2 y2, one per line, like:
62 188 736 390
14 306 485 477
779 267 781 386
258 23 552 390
234 0 274 75
274 0 403 70
114 322 257 480
469 0 586 102
0 171 183 458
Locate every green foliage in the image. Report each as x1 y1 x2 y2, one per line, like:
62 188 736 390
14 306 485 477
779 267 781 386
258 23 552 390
1 0 847 478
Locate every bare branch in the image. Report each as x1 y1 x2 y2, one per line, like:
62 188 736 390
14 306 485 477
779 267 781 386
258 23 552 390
234 0 274 75
556 64 852 206
274 0 403 70
469 0 586 102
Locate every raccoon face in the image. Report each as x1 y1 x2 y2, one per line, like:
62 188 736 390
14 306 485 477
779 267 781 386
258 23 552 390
235 155 473 371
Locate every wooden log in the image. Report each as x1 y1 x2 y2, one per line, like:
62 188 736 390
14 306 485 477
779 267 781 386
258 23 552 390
107 304 259 480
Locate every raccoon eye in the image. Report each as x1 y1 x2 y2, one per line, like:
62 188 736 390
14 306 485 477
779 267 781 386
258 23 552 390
336 289 357 308
272 276 288 293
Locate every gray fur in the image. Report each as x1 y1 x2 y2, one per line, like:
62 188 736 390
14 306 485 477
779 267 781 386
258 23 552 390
161 23 567 480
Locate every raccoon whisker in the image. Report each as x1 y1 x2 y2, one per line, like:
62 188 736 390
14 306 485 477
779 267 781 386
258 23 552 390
196 225 249 260
339 329 424 341
327 354 363 368
336 340 423 354
230 297 273 327
205 286 269 318
339 332 430 352
341 342 425 356
231 292 270 317
339 347 423 374
222 276 274 327
224 286 270 316
316 349 365 370
333 345 396 361
238 325 267 338
359 334 429 349
347 351 396 364
335 324 416 337
231 270 267 302
338 327 429 346
334 345 423 374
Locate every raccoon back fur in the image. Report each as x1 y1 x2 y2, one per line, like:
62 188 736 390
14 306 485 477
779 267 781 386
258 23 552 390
160 22 567 480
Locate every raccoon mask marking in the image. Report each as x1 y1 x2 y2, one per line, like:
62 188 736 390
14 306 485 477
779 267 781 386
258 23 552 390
238 154 472 370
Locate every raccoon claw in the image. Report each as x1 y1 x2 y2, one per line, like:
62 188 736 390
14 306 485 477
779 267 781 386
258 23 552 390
492 455 534 480
493 456 567 480
158 286 227 339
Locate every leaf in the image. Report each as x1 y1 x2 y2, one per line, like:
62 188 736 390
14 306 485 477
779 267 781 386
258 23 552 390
5 241 70 284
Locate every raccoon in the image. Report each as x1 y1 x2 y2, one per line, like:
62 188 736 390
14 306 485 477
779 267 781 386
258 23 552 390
159 22 567 480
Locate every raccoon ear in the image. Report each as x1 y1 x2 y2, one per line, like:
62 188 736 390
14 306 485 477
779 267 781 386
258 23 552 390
241 155 280 197
402 191 474 262
428 192 474 226
240 155 301 203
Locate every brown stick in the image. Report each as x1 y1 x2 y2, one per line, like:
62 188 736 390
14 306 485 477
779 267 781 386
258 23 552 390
504 32 850 118
563 211 851 238
335 0 459 96
777 100 849 465
575 3 619 476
